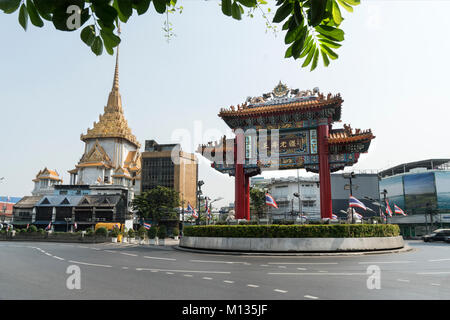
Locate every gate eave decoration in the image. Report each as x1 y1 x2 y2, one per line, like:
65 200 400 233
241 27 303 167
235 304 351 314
197 82 375 220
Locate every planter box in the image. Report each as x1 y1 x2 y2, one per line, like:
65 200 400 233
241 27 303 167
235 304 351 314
158 239 165 246
180 236 405 252
111 237 118 243
149 238 159 245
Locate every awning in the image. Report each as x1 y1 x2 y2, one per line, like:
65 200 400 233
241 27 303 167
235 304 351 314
33 221 51 225
11 221 31 225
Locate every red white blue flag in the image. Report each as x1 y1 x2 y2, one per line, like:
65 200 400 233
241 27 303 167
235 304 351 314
332 214 338 220
349 196 367 210
45 222 52 231
265 193 278 209
143 223 151 230
355 213 363 220
385 200 393 217
187 202 198 219
74 222 77 230
394 204 407 216
205 199 211 219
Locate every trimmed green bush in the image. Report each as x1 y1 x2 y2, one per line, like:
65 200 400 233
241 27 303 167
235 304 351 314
128 229 135 238
172 227 179 237
183 224 400 238
157 225 167 239
148 226 158 239
137 226 147 239
110 227 120 238
28 225 38 233
95 227 108 237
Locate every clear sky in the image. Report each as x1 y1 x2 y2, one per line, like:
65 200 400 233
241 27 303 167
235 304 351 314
1 1 449 209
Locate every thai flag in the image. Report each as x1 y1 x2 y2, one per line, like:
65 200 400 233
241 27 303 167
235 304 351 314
187 202 198 219
394 204 407 216
332 214 338 220
205 199 211 219
299 215 308 220
355 213 363 220
349 196 367 210
385 200 393 217
45 222 52 231
265 193 278 209
143 223 151 230
74 222 77 230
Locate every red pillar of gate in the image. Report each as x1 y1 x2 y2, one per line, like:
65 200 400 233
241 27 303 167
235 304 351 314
318 121 332 219
234 131 246 220
244 175 250 220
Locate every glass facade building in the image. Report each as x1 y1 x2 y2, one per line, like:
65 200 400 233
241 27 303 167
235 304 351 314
379 159 450 237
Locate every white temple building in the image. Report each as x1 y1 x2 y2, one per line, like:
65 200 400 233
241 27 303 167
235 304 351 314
32 48 142 198
68 49 142 194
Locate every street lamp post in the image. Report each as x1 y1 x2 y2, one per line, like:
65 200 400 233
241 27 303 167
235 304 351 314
293 192 302 224
64 217 71 233
343 172 356 224
209 197 223 225
380 189 388 224
196 180 204 225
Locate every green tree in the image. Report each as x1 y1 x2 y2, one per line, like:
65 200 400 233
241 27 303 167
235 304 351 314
250 187 266 224
131 186 180 226
0 0 359 70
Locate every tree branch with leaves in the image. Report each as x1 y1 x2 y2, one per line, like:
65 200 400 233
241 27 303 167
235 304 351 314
0 0 359 70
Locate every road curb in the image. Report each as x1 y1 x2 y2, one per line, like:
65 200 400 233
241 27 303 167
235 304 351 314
173 244 414 256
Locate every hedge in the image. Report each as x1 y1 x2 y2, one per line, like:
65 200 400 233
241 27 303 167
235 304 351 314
183 224 400 238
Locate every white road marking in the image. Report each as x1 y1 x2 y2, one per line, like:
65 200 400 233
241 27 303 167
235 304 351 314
135 268 231 274
318 271 328 273
45 252 52 256
260 265 269 267
431 283 441 286
120 252 138 257
274 289 288 293
268 272 367 276
122 267 129 270
166 272 174 275
397 279 410 283
53 256 65 261
69 260 112 268
304 295 319 300
184 274 193 277
202 277 213 280
297 268 307 271
417 272 450 275
78 246 89 249
278 266 287 269
428 258 450 262
144 256 176 261
190 259 250 265
104 250 115 253
358 261 414 264
268 262 338 265
247 284 259 288
223 280 234 284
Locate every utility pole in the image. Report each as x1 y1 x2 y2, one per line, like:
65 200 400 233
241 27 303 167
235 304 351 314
343 172 356 224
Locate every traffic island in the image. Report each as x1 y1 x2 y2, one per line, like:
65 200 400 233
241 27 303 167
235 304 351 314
180 224 404 253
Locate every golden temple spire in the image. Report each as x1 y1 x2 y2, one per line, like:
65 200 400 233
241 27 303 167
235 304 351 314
112 24 120 91
80 24 141 149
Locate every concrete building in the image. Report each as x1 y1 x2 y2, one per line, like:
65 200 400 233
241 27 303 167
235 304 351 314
141 140 198 207
251 172 381 223
251 175 321 222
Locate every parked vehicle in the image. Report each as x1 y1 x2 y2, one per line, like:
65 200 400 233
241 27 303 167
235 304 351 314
422 229 450 242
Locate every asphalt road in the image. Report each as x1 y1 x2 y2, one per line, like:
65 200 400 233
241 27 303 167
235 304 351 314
1 240 450 300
